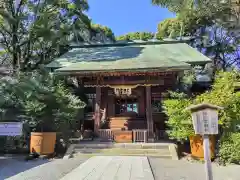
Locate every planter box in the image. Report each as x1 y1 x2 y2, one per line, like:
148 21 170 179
30 132 56 155
114 131 132 143
190 135 215 159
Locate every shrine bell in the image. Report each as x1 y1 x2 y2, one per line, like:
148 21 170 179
186 103 223 135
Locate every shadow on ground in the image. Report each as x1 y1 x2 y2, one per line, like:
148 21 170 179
0 156 49 180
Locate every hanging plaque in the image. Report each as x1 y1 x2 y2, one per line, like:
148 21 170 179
114 87 132 96
111 85 137 96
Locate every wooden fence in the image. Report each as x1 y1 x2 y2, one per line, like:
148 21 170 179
98 129 114 141
132 129 148 143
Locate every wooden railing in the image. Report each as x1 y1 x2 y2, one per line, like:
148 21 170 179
132 129 148 143
98 129 169 142
98 129 114 141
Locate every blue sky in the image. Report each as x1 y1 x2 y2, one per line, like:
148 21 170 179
87 0 176 36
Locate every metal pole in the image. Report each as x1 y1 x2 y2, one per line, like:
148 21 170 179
203 134 213 180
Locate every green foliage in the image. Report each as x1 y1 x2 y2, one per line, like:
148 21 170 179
152 0 194 13
157 18 182 39
163 93 194 141
116 32 156 41
155 1 232 37
91 23 115 41
195 71 240 130
164 71 240 141
154 0 240 70
0 0 91 71
0 69 86 132
219 133 240 164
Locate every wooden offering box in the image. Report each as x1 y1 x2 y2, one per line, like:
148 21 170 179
114 131 132 143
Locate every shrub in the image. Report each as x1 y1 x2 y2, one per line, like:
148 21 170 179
163 92 194 141
219 133 240 164
164 70 240 163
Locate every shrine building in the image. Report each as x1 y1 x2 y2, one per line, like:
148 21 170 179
47 40 211 142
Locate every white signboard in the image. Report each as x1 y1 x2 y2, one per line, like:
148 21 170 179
192 109 218 135
0 122 23 136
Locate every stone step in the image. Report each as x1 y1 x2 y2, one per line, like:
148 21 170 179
73 148 172 159
74 148 170 154
74 143 170 150
64 143 178 160
74 153 172 159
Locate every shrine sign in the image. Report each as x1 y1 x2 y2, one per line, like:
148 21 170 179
0 122 23 136
191 109 219 135
112 85 136 96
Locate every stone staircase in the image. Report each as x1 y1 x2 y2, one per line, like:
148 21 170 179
70 142 178 160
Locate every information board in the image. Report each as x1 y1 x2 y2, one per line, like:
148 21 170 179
0 122 23 136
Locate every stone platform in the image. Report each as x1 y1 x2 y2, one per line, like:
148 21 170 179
60 156 154 180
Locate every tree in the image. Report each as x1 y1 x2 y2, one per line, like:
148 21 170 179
91 24 115 41
116 32 155 41
152 0 193 13
0 68 86 132
154 1 240 71
0 0 91 73
156 18 181 39
198 25 240 71
70 22 116 44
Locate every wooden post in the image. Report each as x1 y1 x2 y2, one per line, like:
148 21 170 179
186 103 223 180
146 86 154 141
94 86 101 135
203 135 213 180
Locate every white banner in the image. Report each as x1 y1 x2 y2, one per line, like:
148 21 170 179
0 122 23 136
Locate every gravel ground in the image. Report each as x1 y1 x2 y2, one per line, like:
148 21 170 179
0 156 88 180
149 157 240 180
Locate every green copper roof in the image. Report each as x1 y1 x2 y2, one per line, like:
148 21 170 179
47 41 211 73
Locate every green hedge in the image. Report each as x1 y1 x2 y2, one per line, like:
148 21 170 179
219 133 240 164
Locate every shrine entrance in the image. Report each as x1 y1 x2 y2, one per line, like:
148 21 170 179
112 85 140 116
115 97 139 115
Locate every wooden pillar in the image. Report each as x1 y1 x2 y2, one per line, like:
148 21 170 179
146 86 154 142
94 86 101 135
107 88 115 117
139 87 145 116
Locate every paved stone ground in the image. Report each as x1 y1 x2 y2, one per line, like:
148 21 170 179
149 157 240 180
61 156 154 180
1 156 239 180
0 156 88 180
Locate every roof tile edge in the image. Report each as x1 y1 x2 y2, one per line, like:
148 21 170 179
69 37 194 48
